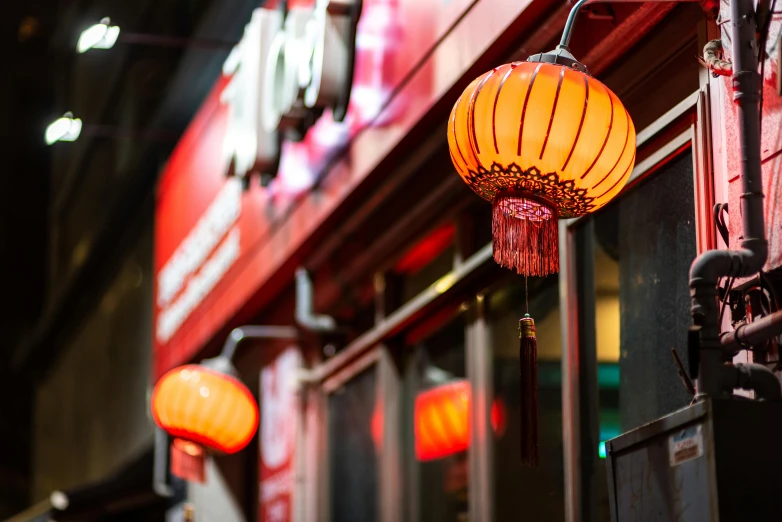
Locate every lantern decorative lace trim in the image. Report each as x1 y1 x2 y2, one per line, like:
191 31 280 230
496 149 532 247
461 162 595 219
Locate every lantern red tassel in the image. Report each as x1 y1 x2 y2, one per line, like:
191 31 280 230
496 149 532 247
170 438 206 483
493 194 558 277
519 314 539 467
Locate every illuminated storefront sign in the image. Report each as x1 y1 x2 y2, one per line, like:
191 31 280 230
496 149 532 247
221 0 360 184
156 179 242 343
154 0 474 376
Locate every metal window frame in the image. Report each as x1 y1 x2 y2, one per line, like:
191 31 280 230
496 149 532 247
559 87 712 522
309 237 496 522
305 86 712 522
467 294 493 522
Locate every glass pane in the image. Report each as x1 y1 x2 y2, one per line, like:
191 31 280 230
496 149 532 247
403 314 468 522
329 367 379 522
592 150 696 519
489 274 565 522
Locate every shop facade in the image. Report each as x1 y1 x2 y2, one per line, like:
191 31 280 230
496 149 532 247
152 1 782 522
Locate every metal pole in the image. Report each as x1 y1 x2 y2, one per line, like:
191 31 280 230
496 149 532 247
689 0 768 398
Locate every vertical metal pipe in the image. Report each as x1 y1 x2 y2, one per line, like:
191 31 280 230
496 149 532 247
689 0 768 397
295 268 338 332
730 0 765 249
467 297 493 522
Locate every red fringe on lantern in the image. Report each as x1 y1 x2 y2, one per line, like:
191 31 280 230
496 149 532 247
492 194 558 276
171 439 206 483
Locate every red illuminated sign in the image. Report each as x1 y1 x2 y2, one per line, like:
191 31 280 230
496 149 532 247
153 0 519 376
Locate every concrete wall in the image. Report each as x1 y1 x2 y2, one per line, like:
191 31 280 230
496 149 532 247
31 221 155 500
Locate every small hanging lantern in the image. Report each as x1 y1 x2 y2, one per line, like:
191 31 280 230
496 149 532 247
151 361 259 482
415 380 471 461
447 49 636 276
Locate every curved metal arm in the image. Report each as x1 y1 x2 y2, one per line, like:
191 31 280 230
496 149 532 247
560 0 594 49
221 325 299 360
559 0 702 50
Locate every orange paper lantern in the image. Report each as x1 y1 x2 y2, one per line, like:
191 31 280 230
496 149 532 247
415 380 471 461
448 55 636 275
151 364 259 476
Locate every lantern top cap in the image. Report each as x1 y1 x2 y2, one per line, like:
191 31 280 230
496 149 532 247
199 355 239 377
527 46 589 76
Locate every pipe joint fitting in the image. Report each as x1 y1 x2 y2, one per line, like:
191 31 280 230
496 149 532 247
734 363 782 401
738 239 768 274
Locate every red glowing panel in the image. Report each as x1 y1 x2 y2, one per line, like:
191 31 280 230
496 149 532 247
491 397 507 437
371 398 384 453
414 380 470 461
170 438 206 483
394 222 455 275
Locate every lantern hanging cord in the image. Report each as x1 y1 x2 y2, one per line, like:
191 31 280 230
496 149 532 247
525 275 529 314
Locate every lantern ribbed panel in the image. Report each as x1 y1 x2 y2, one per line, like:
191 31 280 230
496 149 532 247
414 380 471 461
447 62 636 217
151 365 259 454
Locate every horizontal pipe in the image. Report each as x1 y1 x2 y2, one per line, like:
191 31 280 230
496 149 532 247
721 310 782 351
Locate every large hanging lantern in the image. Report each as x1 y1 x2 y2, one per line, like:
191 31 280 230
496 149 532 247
151 362 259 482
448 51 636 276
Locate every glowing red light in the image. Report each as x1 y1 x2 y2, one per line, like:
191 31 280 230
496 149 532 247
491 397 507 436
371 397 384 453
395 223 455 274
414 381 509 461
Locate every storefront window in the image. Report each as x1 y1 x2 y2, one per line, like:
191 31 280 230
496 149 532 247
403 314 468 522
578 150 697 520
329 367 379 522
489 274 565 522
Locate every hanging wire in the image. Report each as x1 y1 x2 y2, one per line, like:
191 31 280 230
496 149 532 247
719 276 735 329
713 203 730 247
525 275 529 314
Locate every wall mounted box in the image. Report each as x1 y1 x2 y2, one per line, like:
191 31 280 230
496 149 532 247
606 398 782 522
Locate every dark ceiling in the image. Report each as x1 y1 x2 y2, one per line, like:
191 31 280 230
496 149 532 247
7 0 259 377
0 0 257 515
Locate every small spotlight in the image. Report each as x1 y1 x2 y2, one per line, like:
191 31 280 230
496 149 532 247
45 112 82 145
77 17 120 53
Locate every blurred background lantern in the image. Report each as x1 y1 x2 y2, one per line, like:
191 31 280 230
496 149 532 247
447 53 636 276
414 378 509 462
415 380 471 461
151 359 259 482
